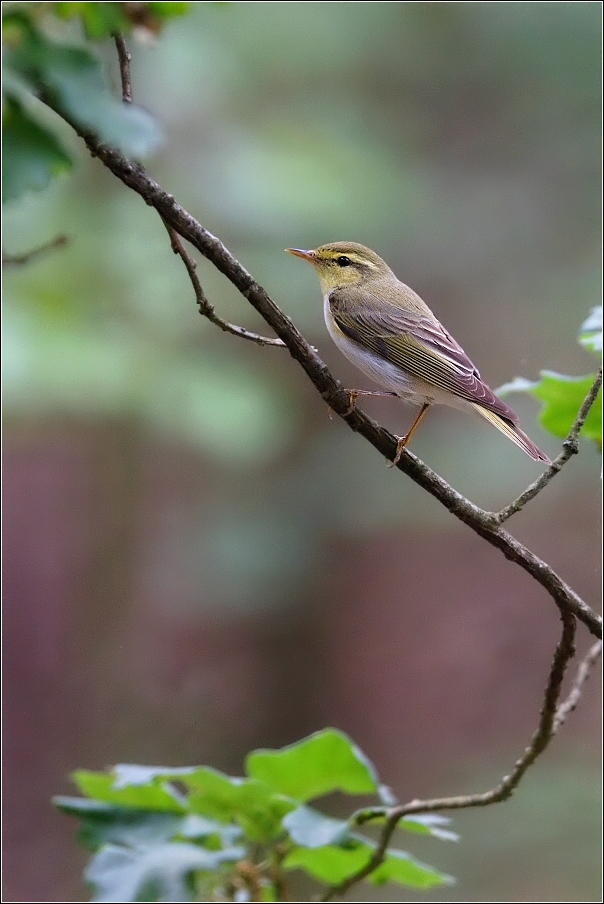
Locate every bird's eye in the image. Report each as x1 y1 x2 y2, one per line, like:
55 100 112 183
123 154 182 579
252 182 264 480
336 256 352 267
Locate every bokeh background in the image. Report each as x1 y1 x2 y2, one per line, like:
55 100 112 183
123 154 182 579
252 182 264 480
3 2 601 901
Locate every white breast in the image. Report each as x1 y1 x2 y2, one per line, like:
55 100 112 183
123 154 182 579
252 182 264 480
323 292 433 404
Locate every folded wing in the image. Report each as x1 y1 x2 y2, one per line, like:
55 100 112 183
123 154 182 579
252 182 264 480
330 288 519 423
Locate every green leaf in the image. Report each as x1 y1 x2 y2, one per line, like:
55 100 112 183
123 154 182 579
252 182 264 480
284 840 453 890
54 795 242 857
53 2 130 40
533 372 601 444
282 805 350 848
398 813 459 842
111 764 199 789
369 848 454 889
52 1 191 39
283 842 374 885
179 814 242 846
85 840 243 903
86 811 183 853
4 12 160 156
180 768 295 842
110 764 292 842
497 372 601 446
147 2 192 17
53 796 131 818
2 96 71 201
246 728 379 801
73 771 186 813
579 306 602 354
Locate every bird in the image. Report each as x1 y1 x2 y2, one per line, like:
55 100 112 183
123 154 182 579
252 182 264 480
286 242 550 465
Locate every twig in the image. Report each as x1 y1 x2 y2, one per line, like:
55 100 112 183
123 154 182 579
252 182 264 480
2 234 68 266
31 95 603 640
162 221 286 347
113 34 284 348
319 611 577 901
495 368 603 524
269 844 290 902
553 639 602 732
113 34 133 103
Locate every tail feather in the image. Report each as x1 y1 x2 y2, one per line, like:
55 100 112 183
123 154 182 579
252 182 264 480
471 404 551 464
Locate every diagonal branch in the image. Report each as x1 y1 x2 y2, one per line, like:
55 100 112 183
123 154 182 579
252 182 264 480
320 610 580 900
34 91 602 640
495 368 602 524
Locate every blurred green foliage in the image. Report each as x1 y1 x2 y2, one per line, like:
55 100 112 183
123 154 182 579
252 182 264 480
2 93 72 201
54 729 455 901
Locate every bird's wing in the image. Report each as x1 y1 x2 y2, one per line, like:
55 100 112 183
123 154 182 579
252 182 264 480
330 289 519 420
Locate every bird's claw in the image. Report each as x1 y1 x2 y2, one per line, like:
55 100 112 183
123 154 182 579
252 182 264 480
388 435 408 467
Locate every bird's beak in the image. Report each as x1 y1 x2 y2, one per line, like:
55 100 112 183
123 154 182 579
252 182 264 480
286 248 315 261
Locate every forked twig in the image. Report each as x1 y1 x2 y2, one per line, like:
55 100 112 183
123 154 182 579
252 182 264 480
113 35 284 349
320 610 583 900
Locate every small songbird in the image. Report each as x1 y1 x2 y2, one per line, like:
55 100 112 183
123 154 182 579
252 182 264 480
287 242 550 465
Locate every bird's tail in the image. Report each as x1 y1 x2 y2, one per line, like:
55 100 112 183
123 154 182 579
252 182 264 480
471 404 551 464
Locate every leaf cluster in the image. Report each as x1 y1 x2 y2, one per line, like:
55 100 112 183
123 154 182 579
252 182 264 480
2 2 188 201
54 729 455 902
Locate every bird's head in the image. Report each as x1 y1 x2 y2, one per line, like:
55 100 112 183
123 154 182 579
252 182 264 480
286 242 392 294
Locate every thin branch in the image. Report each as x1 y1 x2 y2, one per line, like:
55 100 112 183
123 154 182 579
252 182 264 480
320 611 577 901
553 639 602 732
268 844 290 903
112 34 284 348
113 34 133 103
2 234 68 266
32 97 603 640
495 368 603 524
161 220 286 347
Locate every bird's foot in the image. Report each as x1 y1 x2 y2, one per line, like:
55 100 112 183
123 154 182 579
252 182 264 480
388 435 409 467
345 389 398 416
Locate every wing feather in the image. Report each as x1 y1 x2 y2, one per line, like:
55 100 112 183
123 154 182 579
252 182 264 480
329 286 519 422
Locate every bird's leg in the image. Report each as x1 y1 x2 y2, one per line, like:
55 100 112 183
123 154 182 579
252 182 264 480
345 389 398 416
391 402 431 465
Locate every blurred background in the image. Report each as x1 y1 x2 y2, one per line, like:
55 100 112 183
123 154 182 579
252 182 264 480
3 2 601 901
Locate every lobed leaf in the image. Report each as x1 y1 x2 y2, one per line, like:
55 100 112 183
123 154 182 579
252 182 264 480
283 842 374 885
532 372 601 444
85 840 243 903
369 847 454 889
246 728 379 801
111 763 199 789
183 768 296 842
284 838 453 890
73 770 185 813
